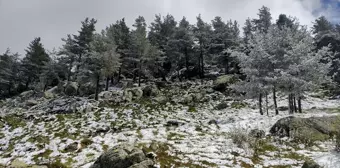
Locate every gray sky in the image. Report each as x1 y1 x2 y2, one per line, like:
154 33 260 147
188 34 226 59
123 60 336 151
0 0 336 55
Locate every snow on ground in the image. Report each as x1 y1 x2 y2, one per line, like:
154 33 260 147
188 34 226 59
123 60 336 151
1 92 340 167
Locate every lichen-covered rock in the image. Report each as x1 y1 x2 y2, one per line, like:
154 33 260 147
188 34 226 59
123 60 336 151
8 159 28 168
25 100 38 107
214 102 228 110
19 90 35 99
64 142 79 152
213 75 239 91
90 143 154 168
64 82 78 96
270 116 340 142
301 160 321 168
142 85 159 97
249 129 265 139
44 86 58 99
153 96 168 104
124 88 143 102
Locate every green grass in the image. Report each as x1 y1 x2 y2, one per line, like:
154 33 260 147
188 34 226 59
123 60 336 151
80 138 93 148
187 106 197 112
3 115 26 130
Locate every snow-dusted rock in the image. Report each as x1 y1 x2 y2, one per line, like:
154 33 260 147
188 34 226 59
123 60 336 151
90 143 154 168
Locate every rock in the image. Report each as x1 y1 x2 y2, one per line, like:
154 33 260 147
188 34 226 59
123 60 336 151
214 102 228 110
90 143 154 168
123 88 144 102
20 90 35 99
31 97 97 114
155 81 166 88
301 160 321 168
146 152 157 160
26 100 38 107
9 159 28 168
270 116 340 142
278 106 289 111
129 159 154 168
208 119 218 125
249 129 265 139
99 91 113 99
44 86 58 99
142 85 159 97
153 96 168 104
64 142 79 152
78 82 97 96
166 120 184 127
64 82 78 96
213 75 238 91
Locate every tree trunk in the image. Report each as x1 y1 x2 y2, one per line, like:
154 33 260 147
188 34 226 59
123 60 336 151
117 67 122 83
273 87 278 115
288 94 294 114
298 96 302 113
225 57 229 75
201 49 204 79
105 77 110 91
138 61 142 87
266 93 269 116
95 76 100 101
133 63 137 83
177 70 182 82
8 85 11 96
25 77 31 90
293 96 297 113
185 47 189 79
198 53 201 79
259 93 263 115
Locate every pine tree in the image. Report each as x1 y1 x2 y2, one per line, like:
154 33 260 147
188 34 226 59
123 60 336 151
167 17 194 81
132 16 162 86
148 14 177 79
193 14 212 79
0 49 20 97
252 6 272 33
22 37 50 90
106 18 131 83
80 32 121 100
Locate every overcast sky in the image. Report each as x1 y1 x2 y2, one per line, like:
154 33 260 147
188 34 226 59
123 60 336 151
0 0 339 55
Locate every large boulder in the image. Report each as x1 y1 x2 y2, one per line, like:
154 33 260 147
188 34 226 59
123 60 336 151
270 116 340 142
19 90 35 99
213 75 239 92
301 160 321 168
142 85 159 97
79 82 97 96
90 143 154 168
44 86 59 99
124 88 143 102
64 82 78 96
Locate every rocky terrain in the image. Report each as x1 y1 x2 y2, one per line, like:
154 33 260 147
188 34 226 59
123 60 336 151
1 77 340 168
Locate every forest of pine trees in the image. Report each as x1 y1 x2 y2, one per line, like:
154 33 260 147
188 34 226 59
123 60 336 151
1 6 340 114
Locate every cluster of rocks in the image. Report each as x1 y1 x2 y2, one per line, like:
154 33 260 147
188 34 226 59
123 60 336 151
90 144 155 168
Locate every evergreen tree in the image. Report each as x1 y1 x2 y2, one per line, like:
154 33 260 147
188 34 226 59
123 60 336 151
73 18 97 76
132 16 162 86
0 49 20 97
312 16 340 84
80 32 121 100
106 18 131 83
22 37 50 90
193 14 212 79
252 6 272 33
148 14 177 79
276 14 294 29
